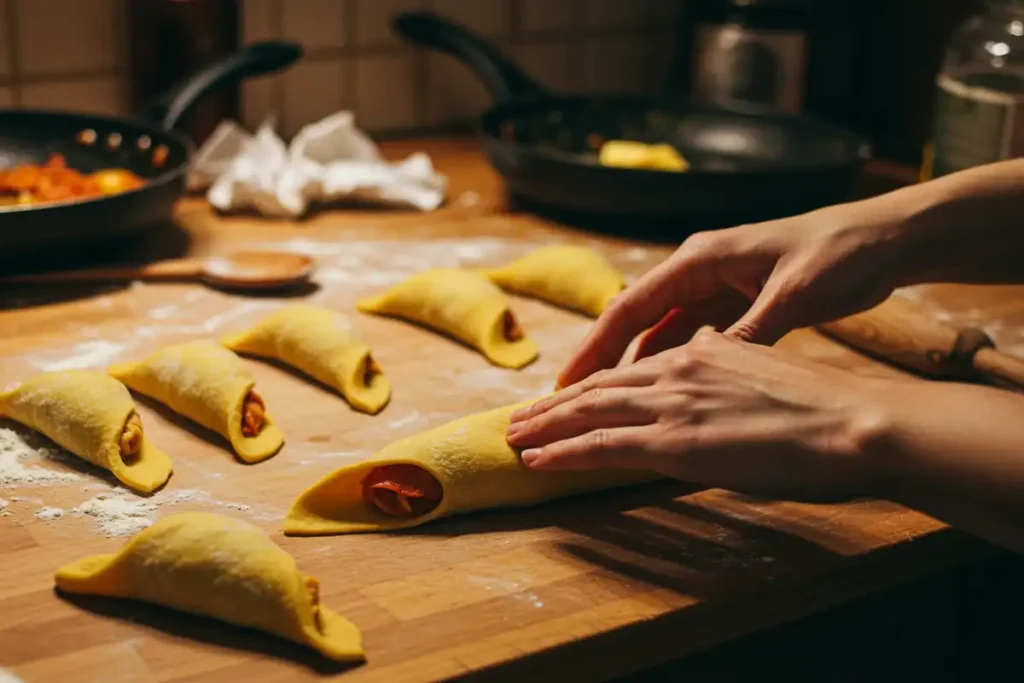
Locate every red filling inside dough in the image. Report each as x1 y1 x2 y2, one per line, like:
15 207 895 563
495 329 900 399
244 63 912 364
241 390 266 437
503 311 524 342
362 464 443 517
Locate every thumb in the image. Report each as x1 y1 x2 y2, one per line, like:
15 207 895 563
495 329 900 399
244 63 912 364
725 276 802 345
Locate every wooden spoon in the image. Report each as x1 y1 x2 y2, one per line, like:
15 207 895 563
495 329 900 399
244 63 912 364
0 251 315 291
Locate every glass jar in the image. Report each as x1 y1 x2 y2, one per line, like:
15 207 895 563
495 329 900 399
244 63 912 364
922 0 1024 180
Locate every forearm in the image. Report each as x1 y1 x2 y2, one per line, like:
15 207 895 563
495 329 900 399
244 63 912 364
874 159 1024 286
869 380 1024 553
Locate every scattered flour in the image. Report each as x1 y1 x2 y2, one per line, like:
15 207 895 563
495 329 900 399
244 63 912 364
27 340 128 372
224 502 251 511
0 427 82 487
0 498 8 515
0 668 27 683
149 304 180 320
387 411 424 430
623 247 649 261
72 495 158 537
34 506 64 521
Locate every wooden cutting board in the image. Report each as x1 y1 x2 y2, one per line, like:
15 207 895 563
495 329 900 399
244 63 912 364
0 141 1004 682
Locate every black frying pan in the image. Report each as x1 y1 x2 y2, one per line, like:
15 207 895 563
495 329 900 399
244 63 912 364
395 12 872 234
0 41 302 261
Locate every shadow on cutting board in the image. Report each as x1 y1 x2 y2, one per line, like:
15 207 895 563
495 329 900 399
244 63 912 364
402 481 839 601
55 592 361 675
0 220 191 311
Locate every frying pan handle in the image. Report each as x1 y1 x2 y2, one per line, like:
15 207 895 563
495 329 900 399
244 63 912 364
137 41 304 132
393 11 548 103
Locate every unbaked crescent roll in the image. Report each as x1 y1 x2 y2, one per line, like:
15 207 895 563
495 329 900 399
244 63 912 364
109 340 283 463
0 370 172 493
283 400 657 535
483 245 625 318
55 511 364 662
356 268 537 370
222 305 390 415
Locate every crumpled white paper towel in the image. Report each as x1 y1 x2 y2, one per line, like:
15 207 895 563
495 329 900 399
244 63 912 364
188 111 448 217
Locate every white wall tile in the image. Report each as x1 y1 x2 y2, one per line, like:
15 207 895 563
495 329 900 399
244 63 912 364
432 0 509 38
582 0 649 30
519 0 577 34
241 74 283 130
280 58 350 138
16 0 123 76
282 0 347 51
354 54 418 132
583 36 651 93
0 86 13 106
424 53 493 126
20 77 128 115
242 0 280 43
354 0 425 47
513 42 578 94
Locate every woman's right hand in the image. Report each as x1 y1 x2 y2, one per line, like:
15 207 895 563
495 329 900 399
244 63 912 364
559 198 912 388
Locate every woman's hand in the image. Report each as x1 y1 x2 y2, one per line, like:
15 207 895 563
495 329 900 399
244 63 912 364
509 328 891 502
558 199 912 389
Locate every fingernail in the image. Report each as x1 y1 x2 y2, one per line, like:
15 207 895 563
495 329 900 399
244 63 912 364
521 448 541 465
505 423 522 438
509 409 528 422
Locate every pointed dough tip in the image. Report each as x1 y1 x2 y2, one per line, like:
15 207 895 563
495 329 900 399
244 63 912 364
112 438 173 494
106 361 138 380
54 553 117 594
354 295 384 313
232 422 285 464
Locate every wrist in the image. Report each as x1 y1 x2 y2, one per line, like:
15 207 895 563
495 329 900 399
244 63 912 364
836 378 914 500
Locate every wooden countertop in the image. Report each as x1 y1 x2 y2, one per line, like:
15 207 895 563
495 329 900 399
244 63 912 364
0 139 1013 682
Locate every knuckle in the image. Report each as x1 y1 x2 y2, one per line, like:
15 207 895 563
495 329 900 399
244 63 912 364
669 347 699 375
579 387 605 413
691 326 718 346
585 429 613 452
677 231 718 257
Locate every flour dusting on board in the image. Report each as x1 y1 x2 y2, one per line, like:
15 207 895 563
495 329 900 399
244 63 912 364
34 506 64 521
73 494 157 537
0 427 83 487
67 488 271 537
27 340 127 372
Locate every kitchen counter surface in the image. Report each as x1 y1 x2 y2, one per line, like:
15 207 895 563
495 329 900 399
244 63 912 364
0 139 1014 682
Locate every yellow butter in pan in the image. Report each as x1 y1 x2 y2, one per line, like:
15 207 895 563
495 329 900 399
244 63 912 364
222 304 391 415
598 140 690 172
484 245 625 318
109 340 283 463
0 370 172 493
55 511 364 662
283 400 657 535
356 268 538 370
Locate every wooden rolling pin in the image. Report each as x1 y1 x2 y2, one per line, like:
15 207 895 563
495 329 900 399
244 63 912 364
816 295 1024 391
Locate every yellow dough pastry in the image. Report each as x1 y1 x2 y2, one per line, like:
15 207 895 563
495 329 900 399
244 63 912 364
109 340 283 463
55 511 364 662
0 370 172 493
484 245 625 318
222 305 390 415
284 400 657 535
356 268 538 369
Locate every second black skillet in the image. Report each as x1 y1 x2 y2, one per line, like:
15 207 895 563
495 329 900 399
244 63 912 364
395 12 872 235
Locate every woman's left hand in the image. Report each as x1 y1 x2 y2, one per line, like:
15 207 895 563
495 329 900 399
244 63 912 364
506 328 892 502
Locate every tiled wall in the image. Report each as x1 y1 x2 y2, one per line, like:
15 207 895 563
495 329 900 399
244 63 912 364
0 0 681 138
